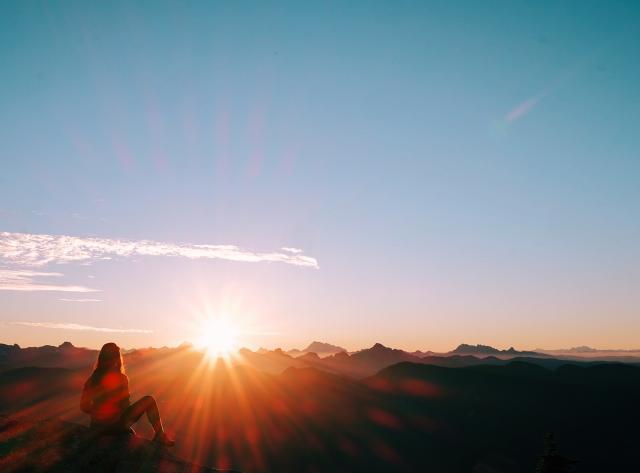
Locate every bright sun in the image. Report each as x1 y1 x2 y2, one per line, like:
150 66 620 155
196 317 239 359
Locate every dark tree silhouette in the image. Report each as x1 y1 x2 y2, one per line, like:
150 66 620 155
536 433 577 473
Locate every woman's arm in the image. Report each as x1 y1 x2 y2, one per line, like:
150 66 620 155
119 374 131 410
80 380 93 414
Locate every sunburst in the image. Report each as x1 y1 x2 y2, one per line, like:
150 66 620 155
196 316 239 359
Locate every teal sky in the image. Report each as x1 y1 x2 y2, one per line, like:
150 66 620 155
1 1 639 351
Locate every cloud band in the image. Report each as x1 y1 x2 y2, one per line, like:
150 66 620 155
0 270 98 292
10 321 152 334
0 231 318 269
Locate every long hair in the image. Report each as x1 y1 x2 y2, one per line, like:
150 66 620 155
89 342 125 384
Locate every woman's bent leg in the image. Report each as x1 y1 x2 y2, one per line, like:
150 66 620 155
120 396 164 434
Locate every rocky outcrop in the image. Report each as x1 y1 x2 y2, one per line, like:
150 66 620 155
0 415 238 473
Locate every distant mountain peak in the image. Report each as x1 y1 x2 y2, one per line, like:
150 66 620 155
299 352 320 361
303 341 346 354
58 342 75 349
451 344 501 355
568 346 598 353
357 343 410 355
451 343 545 357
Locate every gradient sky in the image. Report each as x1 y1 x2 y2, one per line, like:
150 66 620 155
1 1 639 352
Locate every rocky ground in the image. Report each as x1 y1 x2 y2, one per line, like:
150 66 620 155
0 415 238 473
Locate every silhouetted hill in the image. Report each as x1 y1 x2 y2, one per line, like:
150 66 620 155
286 341 347 357
0 415 237 472
367 360 640 471
451 343 502 355
420 354 500 367
349 343 422 371
0 342 97 372
419 354 589 370
303 341 347 354
298 351 321 362
566 345 598 353
409 349 436 357
450 343 547 357
237 347 307 374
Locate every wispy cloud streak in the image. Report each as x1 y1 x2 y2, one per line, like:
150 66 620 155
281 247 303 254
506 93 545 123
0 232 318 268
11 321 152 333
58 298 102 302
0 269 98 292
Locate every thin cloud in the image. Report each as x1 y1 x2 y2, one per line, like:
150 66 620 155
0 231 319 269
11 321 152 334
281 247 303 254
506 93 545 123
58 298 102 302
0 269 99 292
501 35 623 127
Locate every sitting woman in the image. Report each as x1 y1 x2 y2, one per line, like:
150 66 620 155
81 342 174 446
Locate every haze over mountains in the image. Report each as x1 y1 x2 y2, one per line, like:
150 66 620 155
285 341 347 357
3 340 639 379
536 346 640 360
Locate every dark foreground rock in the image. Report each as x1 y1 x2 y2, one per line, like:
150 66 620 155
0 415 238 473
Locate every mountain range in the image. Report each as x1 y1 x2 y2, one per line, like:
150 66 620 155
3 341 639 380
1 341 639 472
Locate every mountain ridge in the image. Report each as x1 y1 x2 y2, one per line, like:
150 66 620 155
450 343 547 357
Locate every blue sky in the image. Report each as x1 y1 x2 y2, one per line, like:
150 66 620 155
1 1 639 351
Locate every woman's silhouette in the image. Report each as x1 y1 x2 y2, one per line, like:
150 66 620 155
81 342 174 446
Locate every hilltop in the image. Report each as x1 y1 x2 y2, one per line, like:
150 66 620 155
0 415 237 473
